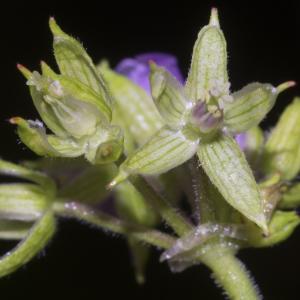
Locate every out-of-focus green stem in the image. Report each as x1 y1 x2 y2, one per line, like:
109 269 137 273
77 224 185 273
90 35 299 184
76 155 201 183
54 202 174 249
130 175 193 236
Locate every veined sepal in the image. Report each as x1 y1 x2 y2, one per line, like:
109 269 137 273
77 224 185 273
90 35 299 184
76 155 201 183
197 133 268 232
109 126 200 187
185 8 228 102
149 62 191 128
10 117 84 158
224 82 295 134
49 18 112 108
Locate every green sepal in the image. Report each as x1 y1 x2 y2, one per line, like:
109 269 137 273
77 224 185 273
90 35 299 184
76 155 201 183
279 183 300 209
246 211 300 247
0 210 56 278
41 61 112 123
0 184 49 221
17 65 68 138
0 220 31 240
224 83 278 134
197 133 267 232
10 117 83 158
110 126 200 186
196 164 242 224
99 64 163 149
263 97 300 180
185 8 228 102
150 62 191 128
49 18 112 108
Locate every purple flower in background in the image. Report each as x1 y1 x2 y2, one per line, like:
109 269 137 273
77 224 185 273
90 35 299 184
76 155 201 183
235 133 247 150
115 52 184 93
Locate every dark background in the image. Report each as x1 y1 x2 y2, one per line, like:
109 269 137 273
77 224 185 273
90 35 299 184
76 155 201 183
1 1 300 299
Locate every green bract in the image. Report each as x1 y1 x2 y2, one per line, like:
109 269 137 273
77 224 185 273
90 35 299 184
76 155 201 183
12 19 123 165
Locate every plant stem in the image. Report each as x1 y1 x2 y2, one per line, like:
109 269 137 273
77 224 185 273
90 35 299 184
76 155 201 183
54 202 174 249
130 175 193 236
200 244 261 300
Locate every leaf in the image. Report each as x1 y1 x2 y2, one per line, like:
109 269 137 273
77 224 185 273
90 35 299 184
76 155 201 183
111 126 199 186
197 133 267 232
263 97 300 180
0 210 56 278
224 83 278 133
149 62 191 128
49 18 112 107
185 8 228 101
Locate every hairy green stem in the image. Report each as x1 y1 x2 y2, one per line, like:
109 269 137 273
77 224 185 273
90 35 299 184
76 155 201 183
130 175 193 236
200 244 261 300
54 202 174 249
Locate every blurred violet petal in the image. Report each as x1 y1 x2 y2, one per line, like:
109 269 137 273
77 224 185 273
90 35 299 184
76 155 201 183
235 133 247 150
115 52 184 93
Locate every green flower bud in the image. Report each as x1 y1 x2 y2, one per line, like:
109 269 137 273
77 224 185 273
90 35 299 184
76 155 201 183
99 64 163 151
279 183 300 209
0 184 49 221
246 211 300 248
25 67 110 139
224 82 294 134
0 160 56 278
263 97 300 180
197 133 267 232
0 210 56 278
0 160 55 221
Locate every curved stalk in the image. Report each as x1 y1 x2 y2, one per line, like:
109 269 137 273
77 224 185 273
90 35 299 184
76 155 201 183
54 201 174 249
200 244 262 300
130 175 193 235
